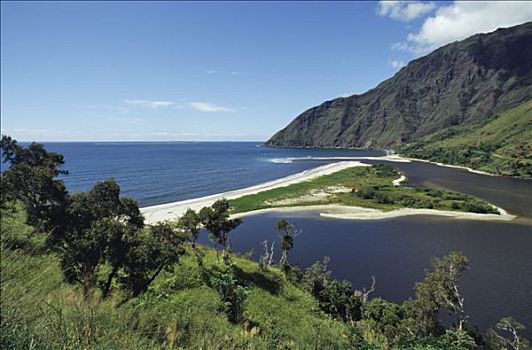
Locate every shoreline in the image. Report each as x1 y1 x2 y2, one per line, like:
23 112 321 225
262 143 510 177
268 153 502 177
401 156 497 176
232 204 515 222
141 161 369 224
141 158 514 224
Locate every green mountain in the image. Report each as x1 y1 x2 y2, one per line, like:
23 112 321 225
266 23 532 149
400 100 532 177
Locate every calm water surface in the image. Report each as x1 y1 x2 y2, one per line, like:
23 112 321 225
199 213 532 336
33 142 383 207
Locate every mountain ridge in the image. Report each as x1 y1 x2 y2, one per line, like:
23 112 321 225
266 22 532 149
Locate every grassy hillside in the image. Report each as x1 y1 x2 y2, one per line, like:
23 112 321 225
3 205 530 349
1 208 355 349
400 100 532 177
229 164 499 215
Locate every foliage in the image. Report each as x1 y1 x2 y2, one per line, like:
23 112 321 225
1 137 186 303
209 267 248 324
400 100 532 178
275 219 298 268
118 222 187 301
229 164 499 215
362 297 406 345
485 317 531 350
1 135 69 232
404 251 469 337
199 198 242 260
55 179 146 299
177 208 202 247
302 257 362 323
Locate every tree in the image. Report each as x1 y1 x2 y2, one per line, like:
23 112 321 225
302 257 362 324
177 208 202 248
199 199 241 260
1 137 188 303
404 251 469 336
303 257 332 298
486 317 530 350
430 251 469 331
275 219 299 267
58 179 145 299
362 297 406 346
1 135 67 175
1 135 68 233
119 221 187 302
259 239 275 270
319 279 362 324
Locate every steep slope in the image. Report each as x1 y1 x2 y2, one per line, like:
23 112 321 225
400 100 532 177
266 22 532 149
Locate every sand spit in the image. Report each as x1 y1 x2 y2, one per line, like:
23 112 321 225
232 205 515 222
141 161 369 224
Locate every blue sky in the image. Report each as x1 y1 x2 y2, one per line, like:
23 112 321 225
1 1 530 141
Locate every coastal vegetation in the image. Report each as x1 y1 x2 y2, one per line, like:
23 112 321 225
1 136 529 349
229 164 499 215
399 100 532 178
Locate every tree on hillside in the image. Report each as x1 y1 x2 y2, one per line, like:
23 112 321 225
1 135 68 233
199 199 241 261
404 251 469 336
58 179 145 299
1 135 67 174
178 208 202 248
1 137 188 303
486 317 531 350
303 257 362 323
275 219 299 267
119 221 187 302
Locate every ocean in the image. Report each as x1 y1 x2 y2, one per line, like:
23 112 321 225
34 142 384 207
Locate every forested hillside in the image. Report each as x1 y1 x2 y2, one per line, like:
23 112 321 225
400 100 532 177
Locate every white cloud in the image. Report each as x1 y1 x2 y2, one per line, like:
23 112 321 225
124 99 175 109
189 102 235 113
389 59 406 69
395 1 532 54
378 1 436 22
231 71 241 75
206 69 216 74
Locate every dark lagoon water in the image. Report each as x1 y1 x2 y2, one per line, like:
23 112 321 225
198 214 532 336
3 142 531 335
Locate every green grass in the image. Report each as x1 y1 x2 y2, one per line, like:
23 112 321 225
1 208 355 349
399 100 532 177
229 165 498 215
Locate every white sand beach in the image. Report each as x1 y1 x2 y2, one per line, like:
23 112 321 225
232 204 515 221
141 159 514 224
141 161 369 224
